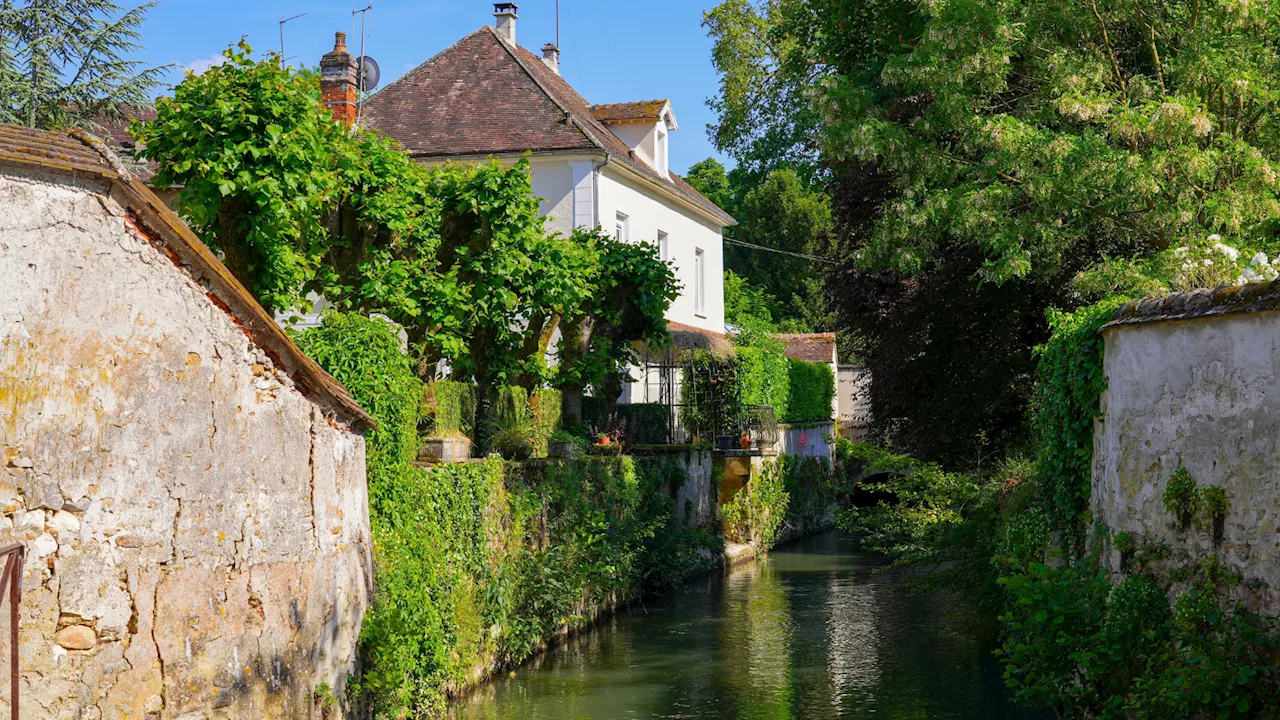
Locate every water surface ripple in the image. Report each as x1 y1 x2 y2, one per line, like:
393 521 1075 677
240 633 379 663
450 530 1046 720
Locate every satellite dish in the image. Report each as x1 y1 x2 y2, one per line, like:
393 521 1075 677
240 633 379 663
357 56 380 92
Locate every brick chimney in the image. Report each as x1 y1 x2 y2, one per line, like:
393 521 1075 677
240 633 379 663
494 3 518 45
320 31 359 126
541 43 560 75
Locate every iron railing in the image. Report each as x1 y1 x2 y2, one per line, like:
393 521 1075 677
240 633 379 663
0 542 23 720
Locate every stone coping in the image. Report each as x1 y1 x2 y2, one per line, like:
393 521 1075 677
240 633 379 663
1104 280 1280 331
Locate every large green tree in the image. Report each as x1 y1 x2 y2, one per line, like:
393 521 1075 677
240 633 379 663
707 0 1280 464
0 0 166 128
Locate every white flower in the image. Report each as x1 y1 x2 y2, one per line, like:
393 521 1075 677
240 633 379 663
1212 242 1240 261
1204 258 1214 267
1208 234 1223 243
1174 246 1189 258
1251 252 1271 267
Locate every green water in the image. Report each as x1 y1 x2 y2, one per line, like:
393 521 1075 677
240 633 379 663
450 530 1046 720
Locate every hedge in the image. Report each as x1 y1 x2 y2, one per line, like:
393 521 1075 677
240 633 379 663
422 380 475 438
784 359 835 423
738 345 790 421
582 397 671 445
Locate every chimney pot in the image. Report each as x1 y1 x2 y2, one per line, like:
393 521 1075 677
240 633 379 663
493 3 518 45
321 31 359 127
541 43 560 75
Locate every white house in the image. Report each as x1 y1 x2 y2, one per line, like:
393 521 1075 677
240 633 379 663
356 3 736 339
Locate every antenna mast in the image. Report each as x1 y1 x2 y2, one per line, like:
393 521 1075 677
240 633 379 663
278 12 307 61
556 0 560 48
353 3 373 127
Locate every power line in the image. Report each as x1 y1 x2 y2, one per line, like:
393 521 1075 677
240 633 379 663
723 238 839 265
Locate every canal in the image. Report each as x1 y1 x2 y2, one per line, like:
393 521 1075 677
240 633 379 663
451 530 1045 719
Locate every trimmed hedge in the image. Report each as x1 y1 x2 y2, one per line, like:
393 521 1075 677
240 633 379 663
582 397 672 445
739 345 790 421
784 359 835 423
422 380 475 438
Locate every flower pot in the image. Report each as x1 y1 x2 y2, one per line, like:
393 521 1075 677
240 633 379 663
419 436 471 464
548 439 575 459
738 434 752 450
716 435 737 451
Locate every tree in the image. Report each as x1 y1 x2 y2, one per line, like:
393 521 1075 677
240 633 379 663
556 230 679 427
684 157 737 220
733 167 832 328
0 0 166 129
134 43 339 312
703 0 830 182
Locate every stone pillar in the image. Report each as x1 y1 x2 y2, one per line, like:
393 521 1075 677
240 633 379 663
320 31 358 127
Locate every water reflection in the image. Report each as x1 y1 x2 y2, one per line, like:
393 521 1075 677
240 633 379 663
450 531 1046 720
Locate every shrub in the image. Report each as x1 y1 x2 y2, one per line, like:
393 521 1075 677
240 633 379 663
582 398 671 445
293 312 421 467
1163 468 1199 530
784 358 835 423
722 456 790 548
738 344 790 420
529 389 561 456
422 380 475 439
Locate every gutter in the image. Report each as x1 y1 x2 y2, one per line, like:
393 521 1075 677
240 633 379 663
592 152 612 230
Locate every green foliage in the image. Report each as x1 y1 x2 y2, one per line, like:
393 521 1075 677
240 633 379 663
421 380 475 439
999 560 1280 719
556 229 680 415
684 157 737 217
1163 468 1199 530
0 0 166 129
724 270 787 332
1113 531 1136 556
1034 297 1131 536
135 42 338 312
837 442 1005 600
1201 485 1229 521
722 456 790 548
783 359 834 423
292 312 420 467
736 343 790 421
529 389 561 457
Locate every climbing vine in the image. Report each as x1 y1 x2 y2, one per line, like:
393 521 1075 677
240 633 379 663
1033 296 1131 538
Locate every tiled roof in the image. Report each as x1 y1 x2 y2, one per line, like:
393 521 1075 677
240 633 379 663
777 333 837 363
591 100 669 124
669 321 733 357
361 26 736 227
1106 281 1280 330
0 123 375 431
87 105 161 182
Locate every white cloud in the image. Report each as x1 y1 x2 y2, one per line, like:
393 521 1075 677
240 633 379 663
184 53 227 76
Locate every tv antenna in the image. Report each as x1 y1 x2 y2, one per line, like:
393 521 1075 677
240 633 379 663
278 12 307 60
353 3 373 126
556 0 560 48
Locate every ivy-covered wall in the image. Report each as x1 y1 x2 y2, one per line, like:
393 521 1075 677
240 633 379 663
297 313 723 718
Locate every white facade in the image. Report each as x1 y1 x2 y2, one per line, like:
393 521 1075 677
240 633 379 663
527 153 728 334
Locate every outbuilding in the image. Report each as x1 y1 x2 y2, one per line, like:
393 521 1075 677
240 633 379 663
0 124 373 719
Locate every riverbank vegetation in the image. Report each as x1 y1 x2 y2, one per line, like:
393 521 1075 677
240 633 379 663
296 313 721 717
703 0 1280 714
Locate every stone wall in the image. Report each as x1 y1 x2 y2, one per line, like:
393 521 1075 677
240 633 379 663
777 423 836 462
837 365 871 441
1093 303 1280 610
0 166 372 718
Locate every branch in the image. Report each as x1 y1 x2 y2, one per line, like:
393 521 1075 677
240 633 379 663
1089 0 1127 96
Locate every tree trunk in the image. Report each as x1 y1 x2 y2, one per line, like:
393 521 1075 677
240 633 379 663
559 315 591 428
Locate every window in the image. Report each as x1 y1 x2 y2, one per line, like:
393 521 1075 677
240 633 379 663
657 231 669 261
694 247 706 316
615 212 629 242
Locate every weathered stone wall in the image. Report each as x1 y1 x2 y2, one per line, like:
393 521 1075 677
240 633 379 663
670 449 715 528
0 167 372 718
1093 310 1280 609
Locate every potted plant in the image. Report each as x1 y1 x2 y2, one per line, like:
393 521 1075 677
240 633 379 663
419 433 472 464
548 430 576 459
738 431 752 450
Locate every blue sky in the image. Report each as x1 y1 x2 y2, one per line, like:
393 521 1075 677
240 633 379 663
133 0 732 174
